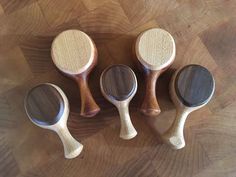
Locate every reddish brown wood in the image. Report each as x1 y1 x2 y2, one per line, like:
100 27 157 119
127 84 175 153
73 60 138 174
73 47 100 117
140 70 161 116
52 38 100 117
75 74 100 117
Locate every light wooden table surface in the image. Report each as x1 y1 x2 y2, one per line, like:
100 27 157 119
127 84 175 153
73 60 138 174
0 0 236 177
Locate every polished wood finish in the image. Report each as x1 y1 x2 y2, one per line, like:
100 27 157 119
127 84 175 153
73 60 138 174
101 65 136 101
24 83 83 158
175 64 215 107
51 29 100 117
100 65 137 139
163 65 215 149
135 28 176 116
1 0 236 176
24 84 64 126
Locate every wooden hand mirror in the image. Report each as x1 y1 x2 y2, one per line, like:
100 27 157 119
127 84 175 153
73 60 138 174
51 29 100 117
163 64 215 149
135 28 176 116
100 65 138 140
24 83 83 159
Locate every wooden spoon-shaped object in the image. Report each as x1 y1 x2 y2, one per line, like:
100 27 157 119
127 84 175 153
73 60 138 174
100 65 138 140
163 64 215 149
135 28 176 116
24 83 83 159
51 29 100 117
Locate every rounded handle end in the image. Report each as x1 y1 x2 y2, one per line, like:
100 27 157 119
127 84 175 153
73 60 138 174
65 143 83 159
162 134 185 150
140 107 161 117
80 106 100 117
120 130 137 140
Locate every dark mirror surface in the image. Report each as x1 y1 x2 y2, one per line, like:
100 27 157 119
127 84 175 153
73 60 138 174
24 84 65 126
175 64 214 107
101 65 136 101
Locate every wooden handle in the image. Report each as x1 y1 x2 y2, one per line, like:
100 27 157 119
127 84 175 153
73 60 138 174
76 76 100 117
55 125 83 159
162 109 189 149
117 103 137 140
141 71 161 116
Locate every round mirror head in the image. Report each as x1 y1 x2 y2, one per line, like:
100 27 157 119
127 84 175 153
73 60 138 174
51 29 95 75
24 84 65 126
175 65 215 107
135 28 175 71
101 65 137 101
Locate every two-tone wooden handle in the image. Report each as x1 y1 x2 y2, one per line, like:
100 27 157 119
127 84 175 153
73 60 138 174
117 103 137 140
76 76 100 117
162 109 189 149
141 70 161 116
55 125 83 159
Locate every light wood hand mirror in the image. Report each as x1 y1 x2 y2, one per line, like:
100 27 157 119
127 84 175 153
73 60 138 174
135 28 176 116
162 64 215 149
100 65 138 140
51 29 100 117
24 83 83 159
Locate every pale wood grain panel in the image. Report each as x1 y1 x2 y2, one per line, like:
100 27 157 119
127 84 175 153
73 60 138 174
77 1 132 43
0 95 16 132
0 134 20 177
19 36 55 75
0 47 32 93
0 4 4 15
38 0 88 27
200 19 236 75
194 153 236 177
0 2 49 35
0 0 36 14
173 37 217 70
82 0 112 11
155 0 227 43
105 151 159 177
191 101 236 161
23 133 115 177
151 130 211 177
119 0 179 26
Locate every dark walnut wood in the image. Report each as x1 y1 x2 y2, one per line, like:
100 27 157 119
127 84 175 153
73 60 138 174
101 65 136 101
24 84 64 126
175 64 215 107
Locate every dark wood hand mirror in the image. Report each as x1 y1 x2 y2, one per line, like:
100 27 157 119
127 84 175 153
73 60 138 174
24 83 83 159
100 65 138 140
162 64 215 149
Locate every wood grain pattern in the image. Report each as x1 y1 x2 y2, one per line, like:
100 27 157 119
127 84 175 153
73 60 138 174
24 83 83 159
100 65 137 139
0 0 236 176
162 65 215 149
135 28 176 116
175 64 215 107
135 28 175 70
51 29 100 117
101 65 136 101
24 84 64 126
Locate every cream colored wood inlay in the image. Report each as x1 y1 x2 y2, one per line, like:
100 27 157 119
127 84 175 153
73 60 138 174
51 29 95 74
135 28 175 70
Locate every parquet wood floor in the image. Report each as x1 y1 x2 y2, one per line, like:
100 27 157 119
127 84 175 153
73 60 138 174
0 0 236 177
